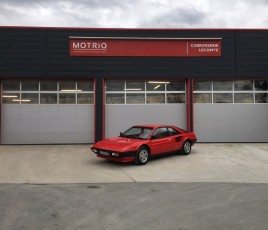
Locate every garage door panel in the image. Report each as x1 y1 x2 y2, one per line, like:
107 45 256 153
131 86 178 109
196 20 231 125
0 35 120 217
105 80 187 138
194 104 268 142
1 105 94 144
105 104 186 138
39 106 59 119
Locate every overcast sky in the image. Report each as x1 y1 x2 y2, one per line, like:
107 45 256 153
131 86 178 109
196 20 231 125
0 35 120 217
0 0 267 28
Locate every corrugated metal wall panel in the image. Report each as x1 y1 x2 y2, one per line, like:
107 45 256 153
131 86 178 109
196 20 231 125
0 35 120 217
236 31 268 77
0 29 46 78
1 28 268 79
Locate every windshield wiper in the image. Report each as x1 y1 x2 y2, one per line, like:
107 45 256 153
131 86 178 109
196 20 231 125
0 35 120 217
120 133 146 139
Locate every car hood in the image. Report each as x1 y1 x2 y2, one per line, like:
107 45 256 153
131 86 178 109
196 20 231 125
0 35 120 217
93 137 145 152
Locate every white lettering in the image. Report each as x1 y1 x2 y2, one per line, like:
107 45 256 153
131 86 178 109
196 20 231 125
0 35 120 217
72 41 108 50
73 42 80 49
101 43 107 49
191 43 219 48
80 42 86 48
198 48 218 52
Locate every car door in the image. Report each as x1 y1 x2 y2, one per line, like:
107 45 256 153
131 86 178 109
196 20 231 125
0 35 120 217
149 127 175 155
167 127 183 151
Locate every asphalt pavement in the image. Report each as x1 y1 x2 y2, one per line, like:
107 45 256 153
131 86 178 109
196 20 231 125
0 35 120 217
0 183 268 230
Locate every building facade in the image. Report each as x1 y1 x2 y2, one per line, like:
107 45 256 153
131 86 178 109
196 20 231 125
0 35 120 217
0 27 267 144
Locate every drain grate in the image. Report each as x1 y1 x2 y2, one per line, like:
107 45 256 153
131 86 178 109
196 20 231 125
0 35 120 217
86 185 101 189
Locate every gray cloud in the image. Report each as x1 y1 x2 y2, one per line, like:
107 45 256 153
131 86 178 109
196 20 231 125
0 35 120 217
0 0 130 9
0 0 267 28
0 0 132 27
139 7 207 28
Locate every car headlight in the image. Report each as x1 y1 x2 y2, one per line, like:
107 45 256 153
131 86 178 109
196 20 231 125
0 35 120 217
91 148 98 153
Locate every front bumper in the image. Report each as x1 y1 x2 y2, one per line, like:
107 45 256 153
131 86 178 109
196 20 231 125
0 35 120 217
91 147 136 163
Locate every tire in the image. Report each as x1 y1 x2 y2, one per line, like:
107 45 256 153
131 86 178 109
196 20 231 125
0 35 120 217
180 140 191 155
135 146 150 165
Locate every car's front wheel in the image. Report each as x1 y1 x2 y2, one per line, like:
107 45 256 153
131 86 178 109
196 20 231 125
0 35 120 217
135 146 150 165
180 140 191 155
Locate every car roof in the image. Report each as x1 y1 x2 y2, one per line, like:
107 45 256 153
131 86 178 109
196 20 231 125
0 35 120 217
134 124 176 129
133 124 187 133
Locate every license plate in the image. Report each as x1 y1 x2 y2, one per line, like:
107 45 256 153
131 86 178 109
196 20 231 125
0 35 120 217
99 151 109 156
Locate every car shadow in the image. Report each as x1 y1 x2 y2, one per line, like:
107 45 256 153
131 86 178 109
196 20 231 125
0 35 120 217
92 149 198 167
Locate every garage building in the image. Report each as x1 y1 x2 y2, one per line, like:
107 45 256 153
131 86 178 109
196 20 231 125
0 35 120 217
0 27 267 144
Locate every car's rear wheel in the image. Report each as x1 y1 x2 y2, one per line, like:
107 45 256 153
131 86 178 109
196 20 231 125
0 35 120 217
180 140 191 155
135 146 150 165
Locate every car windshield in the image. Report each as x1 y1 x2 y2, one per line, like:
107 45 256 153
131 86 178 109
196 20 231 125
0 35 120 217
121 126 153 139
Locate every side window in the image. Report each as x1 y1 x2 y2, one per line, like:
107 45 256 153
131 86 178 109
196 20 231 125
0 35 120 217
152 127 169 139
168 127 179 136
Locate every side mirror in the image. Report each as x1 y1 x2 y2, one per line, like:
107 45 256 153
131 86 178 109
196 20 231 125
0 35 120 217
119 132 123 137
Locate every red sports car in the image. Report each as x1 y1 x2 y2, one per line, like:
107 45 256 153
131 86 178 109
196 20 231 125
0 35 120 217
91 124 197 165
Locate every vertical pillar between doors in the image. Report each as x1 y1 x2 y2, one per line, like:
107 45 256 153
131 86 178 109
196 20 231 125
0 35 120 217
186 78 194 133
94 78 105 142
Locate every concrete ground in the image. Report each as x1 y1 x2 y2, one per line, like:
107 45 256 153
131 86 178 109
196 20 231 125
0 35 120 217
1 144 268 230
0 143 267 184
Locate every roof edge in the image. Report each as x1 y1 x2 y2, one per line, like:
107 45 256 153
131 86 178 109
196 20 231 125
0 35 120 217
0 26 268 31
